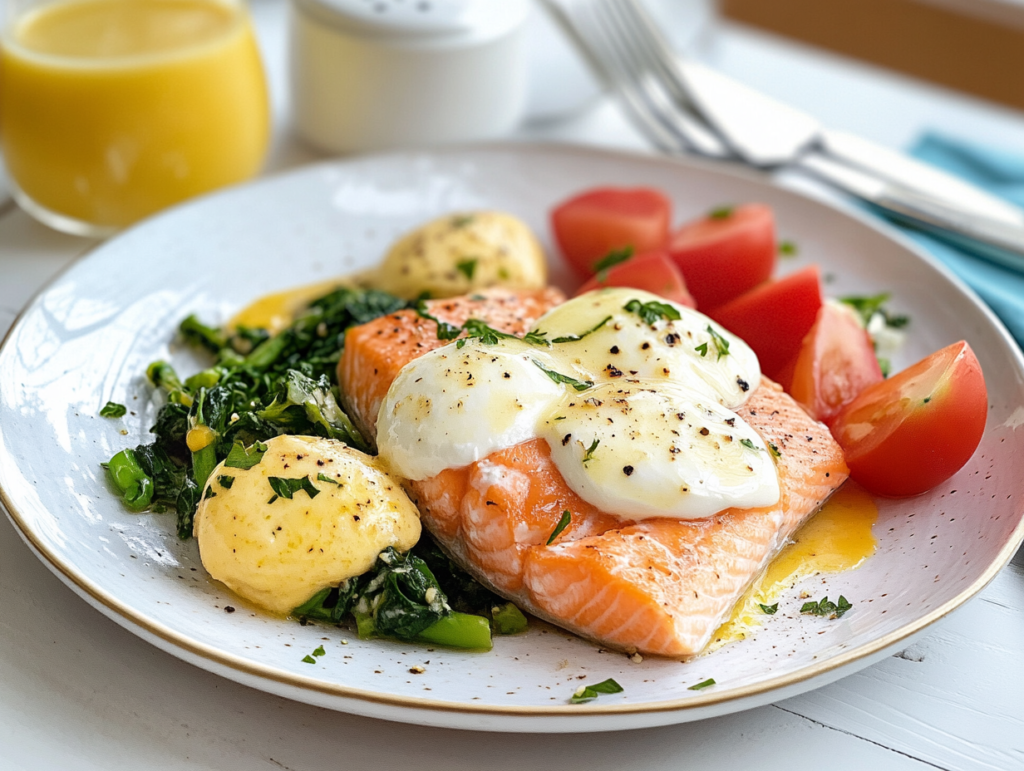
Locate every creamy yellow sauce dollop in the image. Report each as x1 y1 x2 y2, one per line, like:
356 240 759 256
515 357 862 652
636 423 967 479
194 435 420 615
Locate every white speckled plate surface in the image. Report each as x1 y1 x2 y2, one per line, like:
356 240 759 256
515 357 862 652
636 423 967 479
2 144 1022 732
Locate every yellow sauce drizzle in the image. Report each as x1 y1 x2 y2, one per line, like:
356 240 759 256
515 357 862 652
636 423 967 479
706 482 878 652
227 273 376 334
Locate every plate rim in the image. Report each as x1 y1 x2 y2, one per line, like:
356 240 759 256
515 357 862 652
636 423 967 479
2 141 1023 720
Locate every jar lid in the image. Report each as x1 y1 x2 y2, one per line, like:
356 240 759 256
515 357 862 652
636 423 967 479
292 0 529 42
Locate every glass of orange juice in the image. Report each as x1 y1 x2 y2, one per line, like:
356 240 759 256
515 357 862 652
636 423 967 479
0 0 270 236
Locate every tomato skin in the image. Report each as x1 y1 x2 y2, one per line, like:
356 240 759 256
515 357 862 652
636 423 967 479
574 251 696 307
551 187 672 277
706 265 822 381
667 204 776 310
830 341 987 497
788 303 883 426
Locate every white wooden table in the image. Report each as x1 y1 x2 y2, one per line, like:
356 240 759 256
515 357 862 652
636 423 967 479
1 3 1022 769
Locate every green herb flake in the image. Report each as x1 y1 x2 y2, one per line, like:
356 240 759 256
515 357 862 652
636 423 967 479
547 510 572 545
217 475 235 490
878 358 891 378
456 258 478 281
317 473 339 485
532 360 593 392
767 442 781 458
268 476 321 501
687 678 716 691
778 240 799 256
708 205 734 219
624 298 682 326
740 438 759 451
582 438 600 465
312 645 326 657
593 246 634 274
759 603 779 615
415 301 462 341
801 595 852 619
100 401 127 419
451 214 475 228
698 325 731 360
224 440 269 470
550 315 612 344
839 293 909 330
923 397 932 404
267 495 279 505
203 487 217 500
301 655 316 664
570 678 624 704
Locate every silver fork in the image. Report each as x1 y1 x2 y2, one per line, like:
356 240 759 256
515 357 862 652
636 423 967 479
540 0 1024 268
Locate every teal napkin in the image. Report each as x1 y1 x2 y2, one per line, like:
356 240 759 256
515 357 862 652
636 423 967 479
895 133 1024 346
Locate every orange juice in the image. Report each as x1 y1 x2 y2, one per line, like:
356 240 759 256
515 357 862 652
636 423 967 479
0 0 269 233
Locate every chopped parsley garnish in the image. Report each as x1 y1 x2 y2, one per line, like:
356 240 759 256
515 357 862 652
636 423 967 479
547 510 572 545
312 645 326 657
415 301 462 340
456 258 478 280
456 318 519 348
302 655 316 664
582 438 600 465
687 678 716 691
570 678 624 704
593 246 634 275
624 298 682 326
708 205 734 219
550 315 612 344
839 293 909 329
451 214 474 228
740 438 759 451
694 325 730 360
100 401 127 418
224 440 268 470
759 602 779 615
768 442 781 458
317 473 339 485
217 475 235 489
532 360 593 391
268 476 321 501
778 240 798 256
800 595 852 619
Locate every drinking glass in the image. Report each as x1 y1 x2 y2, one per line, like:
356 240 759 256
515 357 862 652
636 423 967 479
0 0 270 237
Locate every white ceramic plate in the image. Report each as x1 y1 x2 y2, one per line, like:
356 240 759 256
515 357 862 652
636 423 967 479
2 145 1022 733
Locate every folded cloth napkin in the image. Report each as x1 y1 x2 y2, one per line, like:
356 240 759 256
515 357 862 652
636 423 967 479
894 133 1024 347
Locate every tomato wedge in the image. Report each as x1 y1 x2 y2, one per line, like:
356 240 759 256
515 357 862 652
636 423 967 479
830 341 987 497
667 204 776 310
574 251 696 307
551 187 672 277
787 303 883 426
706 265 822 382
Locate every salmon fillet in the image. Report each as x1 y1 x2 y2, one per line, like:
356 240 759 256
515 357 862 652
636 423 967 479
339 291 849 657
339 287 565 443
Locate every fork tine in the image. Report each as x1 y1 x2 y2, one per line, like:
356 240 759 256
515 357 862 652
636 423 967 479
582 0 729 157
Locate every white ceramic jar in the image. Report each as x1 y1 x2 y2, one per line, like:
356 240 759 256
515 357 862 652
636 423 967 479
289 0 530 154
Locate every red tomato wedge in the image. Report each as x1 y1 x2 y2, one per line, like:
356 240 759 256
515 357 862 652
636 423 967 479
830 341 987 497
706 265 822 381
787 303 883 426
574 251 696 307
551 187 672 277
667 204 776 310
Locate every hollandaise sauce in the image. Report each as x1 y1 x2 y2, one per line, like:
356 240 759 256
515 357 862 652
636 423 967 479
706 483 878 652
0 0 269 231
